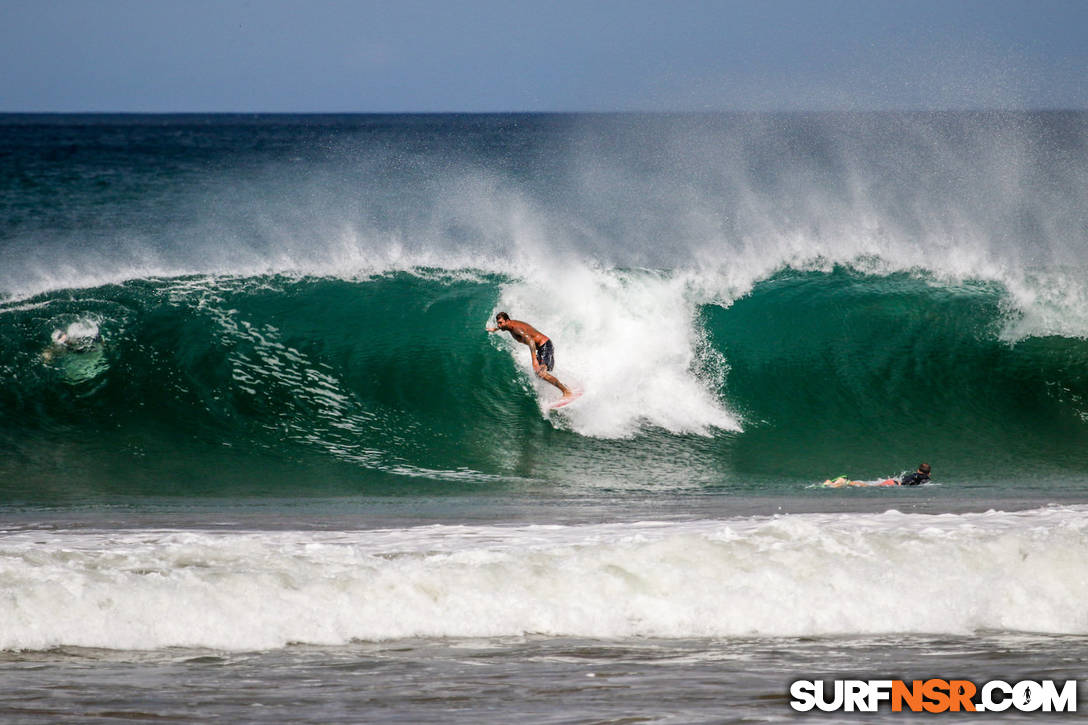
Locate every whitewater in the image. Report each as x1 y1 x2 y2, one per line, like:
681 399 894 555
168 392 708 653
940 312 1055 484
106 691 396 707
3 507 1087 651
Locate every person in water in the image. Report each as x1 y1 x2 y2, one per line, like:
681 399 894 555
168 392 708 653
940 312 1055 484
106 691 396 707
898 462 932 486
42 324 104 361
486 312 573 401
41 329 70 362
823 462 932 488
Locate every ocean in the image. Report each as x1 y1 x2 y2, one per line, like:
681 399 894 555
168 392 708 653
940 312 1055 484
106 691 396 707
1 112 1086 722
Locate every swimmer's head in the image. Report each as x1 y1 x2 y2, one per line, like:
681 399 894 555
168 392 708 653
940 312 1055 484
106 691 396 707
51 330 68 345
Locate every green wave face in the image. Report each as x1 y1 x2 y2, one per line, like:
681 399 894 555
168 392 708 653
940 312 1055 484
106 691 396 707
707 269 1088 483
0 273 722 498
2 274 521 497
3 268 1088 500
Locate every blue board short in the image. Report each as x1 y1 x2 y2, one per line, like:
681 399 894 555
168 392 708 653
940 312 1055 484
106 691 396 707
535 340 555 371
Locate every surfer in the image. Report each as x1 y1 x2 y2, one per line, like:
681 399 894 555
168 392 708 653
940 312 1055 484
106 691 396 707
41 330 70 362
486 312 574 402
42 325 103 364
822 463 931 488
898 462 931 486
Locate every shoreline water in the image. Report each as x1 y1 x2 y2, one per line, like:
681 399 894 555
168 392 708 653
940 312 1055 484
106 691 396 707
1 501 1085 722
3 505 1086 649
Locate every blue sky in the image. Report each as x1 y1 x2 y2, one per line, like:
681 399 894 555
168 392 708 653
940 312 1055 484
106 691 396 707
2 0 1085 112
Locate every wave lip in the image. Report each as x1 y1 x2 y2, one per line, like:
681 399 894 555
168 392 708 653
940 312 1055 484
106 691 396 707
2 507 1085 651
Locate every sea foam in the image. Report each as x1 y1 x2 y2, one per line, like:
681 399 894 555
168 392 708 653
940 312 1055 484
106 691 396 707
495 266 739 438
2 506 1085 652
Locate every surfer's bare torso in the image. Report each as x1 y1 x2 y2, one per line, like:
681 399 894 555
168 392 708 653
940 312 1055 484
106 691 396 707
500 320 549 348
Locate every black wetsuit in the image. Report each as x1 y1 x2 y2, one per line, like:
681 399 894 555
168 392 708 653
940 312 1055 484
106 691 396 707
899 471 930 486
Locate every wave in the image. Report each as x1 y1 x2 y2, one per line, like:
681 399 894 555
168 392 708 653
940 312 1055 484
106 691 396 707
709 267 1088 481
3 114 1088 493
3 266 1088 496
2 507 1085 650
4 113 1088 335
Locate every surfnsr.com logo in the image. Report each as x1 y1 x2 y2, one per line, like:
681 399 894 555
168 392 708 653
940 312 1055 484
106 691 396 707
789 679 1078 713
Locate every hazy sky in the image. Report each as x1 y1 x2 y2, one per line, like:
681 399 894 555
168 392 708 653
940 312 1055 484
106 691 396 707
2 0 1085 112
